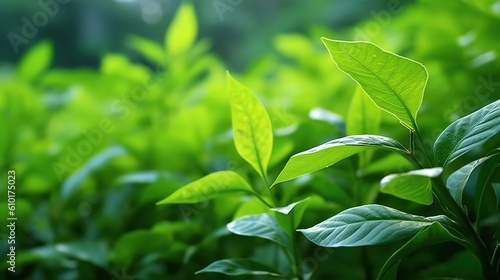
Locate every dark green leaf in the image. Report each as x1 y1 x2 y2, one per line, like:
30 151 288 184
196 259 281 277
434 99 500 167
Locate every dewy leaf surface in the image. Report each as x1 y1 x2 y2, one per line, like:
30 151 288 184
380 167 443 205
156 171 255 204
273 135 407 186
434 99 500 167
322 38 428 130
227 72 273 180
299 204 447 247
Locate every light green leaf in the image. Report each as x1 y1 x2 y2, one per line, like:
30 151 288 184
272 197 317 233
127 35 165 63
380 167 443 205
348 86 382 167
446 151 500 205
299 204 447 247
377 222 463 280
18 40 53 81
166 3 197 55
322 38 428 130
434 99 500 167
227 72 273 180
196 259 281 277
156 171 255 205
227 214 292 251
273 135 408 186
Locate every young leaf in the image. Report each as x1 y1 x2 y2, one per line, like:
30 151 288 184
18 40 53 81
227 214 292 251
322 38 428 131
434 99 500 167
299 204 448 247
273 135 408 186
377 222 463 280
196 259 281 277
347 86 382 167
227 72 273 180
272 197 318 234
165 3 197 56
446 151 500 206
380 167 443 205
156 171 255 205
127 35 165 63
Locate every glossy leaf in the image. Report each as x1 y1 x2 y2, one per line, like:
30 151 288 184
434 99 500 167
166 3 197 55
18 40 53 81
227 214 292 251
156 171 255 205
273 135 408 186
299 204 448 247
474 152 500 231
196 259 281 277
272 197 317 233
377 222 462 280
322 38 427 130
380 167 443 205
446 151 500 205
227 72 273 180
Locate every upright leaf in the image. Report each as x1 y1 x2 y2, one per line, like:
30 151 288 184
18 40 53 81
166 3 197 55
347 86 382 167
377 223 463 280
227 72 273 180
273 135 408 186
474 152 500 231
322 38 428 130
196 259 281 277
434 99 500 167
299 204 448 247
446 151 500 205
227 214 292 251
380 168 443 205
156 171 255 205
271 197 319 235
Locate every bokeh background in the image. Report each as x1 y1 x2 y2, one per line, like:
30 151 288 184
1 0 499 279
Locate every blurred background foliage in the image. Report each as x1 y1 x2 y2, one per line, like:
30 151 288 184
0 0 499 279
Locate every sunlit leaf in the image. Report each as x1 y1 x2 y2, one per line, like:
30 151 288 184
166 3 197 55
272 197 318 232
273 135 408 186
127 35 165 63
434 99 500 167
156 171 255 205
322 38 428 131
18 40 53 81
227 214 292 251
227 72 273 180
299 204 448 247
380 167 443 205
196 259 281 277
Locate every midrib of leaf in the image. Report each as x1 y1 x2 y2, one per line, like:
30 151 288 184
444 111 496 165
341 48 417 130
245 106 268 184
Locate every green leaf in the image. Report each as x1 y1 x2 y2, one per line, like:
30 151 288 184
273 135 408 186
377 222 463 280
322 38 428 131
156 171 255 204
434 99 500 167
227 214 292 251
272 197 317 234
227 72 273 180
446 151 500 205
127 35 165 63
18 40 53 81
380 167 443 205
165 3 197 55
299 204 447 247
474 151 500 231
347 86 382 167
55 241 108 268
196 259 281 277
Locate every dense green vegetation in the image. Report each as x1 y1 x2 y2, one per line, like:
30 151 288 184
1 1 500 279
